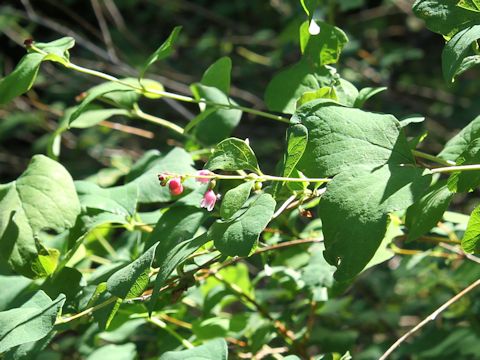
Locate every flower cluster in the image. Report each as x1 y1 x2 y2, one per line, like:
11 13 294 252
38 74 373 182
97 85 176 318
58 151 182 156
158 170 220 212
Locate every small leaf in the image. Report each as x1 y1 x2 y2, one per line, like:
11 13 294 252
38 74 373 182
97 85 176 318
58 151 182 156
0 291 65 353
205 138 260 174
354 87 387 108
442 25 480 82
0 37 75 105
107 243 158 299
447 139 480 192
201 57 232 94
139 26 182 81
296 86 338 107
220 181 254 219
159 338 228 360
462 204 480 253
283 124 309 178
299 21 348 67
457 0 480 12
0 155 80 278
438 114 480 161
210 194 276 257
405 181 454 240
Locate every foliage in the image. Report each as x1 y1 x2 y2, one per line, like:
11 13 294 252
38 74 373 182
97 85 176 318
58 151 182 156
0 1 480 359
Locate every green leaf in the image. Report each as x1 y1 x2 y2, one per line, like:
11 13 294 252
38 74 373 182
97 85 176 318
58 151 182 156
300 0 322 16
192 318 230 341
457 0 480 12
442 25 480 82
220 181 254 219
462 204 480 253
354 87 387 108
107 243 158 299
148 207 208 312
87 343 137 360
412 0 479 37
438 114 480 161
0 291 65 353
296 86 338 107
405 181 454 240
159 338 228 360
205 138 260 173
265 60 355 114
0 37 75 105
139 26 182 81
41 267 83 301
283 124 309 178
209 194 276 257
75 181 138 217
447 138 480 192
0 155 80 278
299 21 348 67
293 100 430 280
201 57 232 94
0 275 31 311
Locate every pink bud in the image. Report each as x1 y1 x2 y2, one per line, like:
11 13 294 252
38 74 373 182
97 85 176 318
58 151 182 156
200 189 217 211
168 177 184 196
196 170 213 183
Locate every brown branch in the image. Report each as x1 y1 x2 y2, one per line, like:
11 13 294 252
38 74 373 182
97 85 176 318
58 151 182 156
379 278 480 360
439 243 480 265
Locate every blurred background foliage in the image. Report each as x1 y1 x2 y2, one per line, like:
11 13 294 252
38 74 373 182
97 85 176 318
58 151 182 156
1 0 480 359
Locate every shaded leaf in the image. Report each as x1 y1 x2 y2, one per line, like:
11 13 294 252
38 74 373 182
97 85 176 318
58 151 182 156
220 181 254 219
463 205 480 253
159 338 228 360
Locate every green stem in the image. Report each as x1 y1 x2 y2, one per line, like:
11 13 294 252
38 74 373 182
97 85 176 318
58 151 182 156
148 317 194 349
412 150 455 166
184 173 331 183
30 45 290 124
55 296 118 325
431 164 480 174
132 105 185 135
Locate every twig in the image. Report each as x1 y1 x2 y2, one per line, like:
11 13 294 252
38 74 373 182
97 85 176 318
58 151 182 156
99 120 155 139
439 243 480 265
90 0 119 63
379 278 480 360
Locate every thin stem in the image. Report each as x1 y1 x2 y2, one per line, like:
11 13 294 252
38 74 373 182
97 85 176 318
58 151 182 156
379 278 480 360
412 150 455 166
148 317 194 349
55 296 118 325
132 105 185 135
439 242 480 264
30 45 290 124
183 173 331 183
431 164 480 174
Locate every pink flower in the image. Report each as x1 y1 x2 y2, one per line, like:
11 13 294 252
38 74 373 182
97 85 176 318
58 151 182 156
168 177 183 196
200 189 217 211
196 170 213 183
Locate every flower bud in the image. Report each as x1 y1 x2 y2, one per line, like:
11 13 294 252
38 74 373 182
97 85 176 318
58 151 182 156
200 189 217 211
196 170 213 183
168 177 184 196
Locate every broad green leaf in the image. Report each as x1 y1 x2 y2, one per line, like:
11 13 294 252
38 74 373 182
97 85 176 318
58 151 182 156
139 26 182 81
128 147 197 204
0 155 80 278
447 138 480 192
354 87 387 108
205 137 260 173
41 267 83 301
265 60 355 114
0 291 65 353
438 114 480 161
405 181 453 240
412 0 479 37
159 338 228 360
69 108 130 129
192 318 230 340
190 85 242 145
296 86 338 107
293 100 430 280
75 181 138 217
301 244 336 301
299 21 348 67
87 343 137 360
3 331 56 360
457 0 480 12
442 25 480 82
0 275 31 311
0 37 74 105
462 204 480 253
107 243 158 299
148 206 208 312
209 194 276 257
220 181 254 219
201 57 232 94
